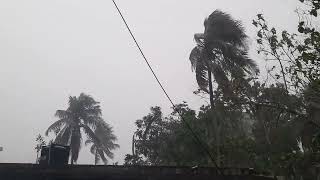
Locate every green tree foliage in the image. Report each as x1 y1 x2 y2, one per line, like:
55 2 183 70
189 10 259 166
46 93 119 164
35 134 46 163
253 0 320 91
125 83 318 176
125 1 320 178
125 103 255 168
248 1 320 176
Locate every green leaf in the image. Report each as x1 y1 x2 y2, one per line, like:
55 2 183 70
257 39 262 44
310 9 318 17
298 26 304 33
299 21 305 26
297 45 304 52
252 20 258 27
257 31 262 38
304 38 312 45
296 61 302 69
257 14 264 21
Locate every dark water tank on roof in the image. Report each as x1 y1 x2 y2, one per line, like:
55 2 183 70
39 144 70 166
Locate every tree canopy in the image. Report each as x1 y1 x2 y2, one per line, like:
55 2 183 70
125 1 320 179
46 93 119 164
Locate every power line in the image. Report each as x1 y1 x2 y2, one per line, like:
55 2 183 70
111 0 221 173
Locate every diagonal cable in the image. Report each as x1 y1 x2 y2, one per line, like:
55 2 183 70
111 0 221 173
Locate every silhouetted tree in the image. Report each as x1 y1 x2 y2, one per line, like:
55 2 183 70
189 10 258 165
45 93 119 164
35 134 46 163
85 121 119 165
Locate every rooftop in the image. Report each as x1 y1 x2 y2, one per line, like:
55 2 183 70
0 163 274 180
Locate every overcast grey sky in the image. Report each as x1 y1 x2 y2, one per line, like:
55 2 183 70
0 0 300 164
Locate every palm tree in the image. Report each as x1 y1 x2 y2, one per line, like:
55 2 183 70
85 120 119 165
189 10 258 166
45 93 119 164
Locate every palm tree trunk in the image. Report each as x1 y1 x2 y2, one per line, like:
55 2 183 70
95 149 98 165
207 69 221 167
208 69 215 109
132 134 135 155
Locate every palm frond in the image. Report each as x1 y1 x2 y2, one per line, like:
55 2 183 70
211 63 229 89
195 62 209 92
102 148 115 159
90 144 97 154
215 42 258 75
68 96 78 110
81 124 101 145
95 120 119 149
54 125 72 145
189 47 201 70
98 150 108 164
85 139 93 146
79 93 99 105
190 46 210 92
45 118 69 136
204 10 247 46
82 116 103 129
55 110 71 119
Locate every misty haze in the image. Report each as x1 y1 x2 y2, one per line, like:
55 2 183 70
0 0 320 179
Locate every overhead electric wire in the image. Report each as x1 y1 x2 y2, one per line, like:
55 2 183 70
112 0 221 173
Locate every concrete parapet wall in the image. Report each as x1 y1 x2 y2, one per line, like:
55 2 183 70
0 163 275 180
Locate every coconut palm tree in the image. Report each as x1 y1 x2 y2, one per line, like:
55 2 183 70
85 120 119 165
45 93 119 164
190 10 258 103
189 10 258 166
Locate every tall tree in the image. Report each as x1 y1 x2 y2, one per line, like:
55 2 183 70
85 121 119 165
189 10 258 165
45 93 119 164
133 106 165 165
